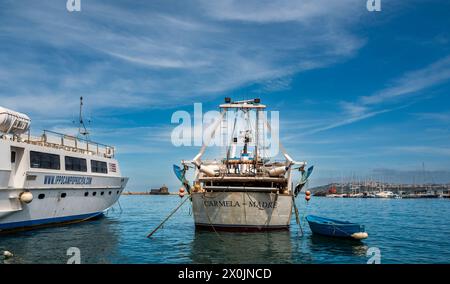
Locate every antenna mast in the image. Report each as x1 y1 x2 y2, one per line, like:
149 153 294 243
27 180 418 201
78 96 90 138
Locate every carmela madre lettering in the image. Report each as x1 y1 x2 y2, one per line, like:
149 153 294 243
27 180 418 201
203 200 277 209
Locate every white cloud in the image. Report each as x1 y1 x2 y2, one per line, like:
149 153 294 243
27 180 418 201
414 112 450 123
0 0 366 117
306 55 450 135
201 0 362 23
361 56 450 105
391 146 450 157
340 101 369 117
303 108 393 135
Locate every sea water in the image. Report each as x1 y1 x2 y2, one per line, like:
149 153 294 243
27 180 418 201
1 195 449 264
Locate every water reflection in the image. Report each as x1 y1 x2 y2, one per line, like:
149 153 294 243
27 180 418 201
308 234 369 258
1 216 121 264
190 230 293 264
3 197 450 263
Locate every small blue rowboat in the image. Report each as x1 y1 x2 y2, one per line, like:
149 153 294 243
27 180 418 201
306 215 368 240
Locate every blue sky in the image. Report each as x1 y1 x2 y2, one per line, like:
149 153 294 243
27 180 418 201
1 0 450 190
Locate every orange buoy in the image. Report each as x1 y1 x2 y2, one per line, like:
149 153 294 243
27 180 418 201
305 195 311 201
305 191 311 196
179 187 185 193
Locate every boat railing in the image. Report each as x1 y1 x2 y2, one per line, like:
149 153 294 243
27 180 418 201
22 129 115 158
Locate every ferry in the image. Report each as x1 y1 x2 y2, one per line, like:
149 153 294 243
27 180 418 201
0 100 128 232
175 98 313 231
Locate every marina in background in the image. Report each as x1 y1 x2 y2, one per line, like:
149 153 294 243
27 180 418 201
310 181 450 198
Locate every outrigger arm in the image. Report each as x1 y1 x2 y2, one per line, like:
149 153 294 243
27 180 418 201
191 110 226 167
263 117 306 168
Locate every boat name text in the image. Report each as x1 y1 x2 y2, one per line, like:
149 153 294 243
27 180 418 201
203 200 277 209
44 175 93 185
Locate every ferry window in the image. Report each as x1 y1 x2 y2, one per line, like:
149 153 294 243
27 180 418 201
84 192 89 197
38 194 45 199
30 151 60 170
11 151 16 163
93 192 97 196
91 160 108 174
61 193 67 198
65 156 87 172
101 191 104 196
108 191 112 195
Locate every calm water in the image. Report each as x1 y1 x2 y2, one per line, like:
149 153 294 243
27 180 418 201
1 196 450 264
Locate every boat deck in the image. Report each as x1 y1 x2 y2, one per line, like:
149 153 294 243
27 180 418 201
4 129 115 158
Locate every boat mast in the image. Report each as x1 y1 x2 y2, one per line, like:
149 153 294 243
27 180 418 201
77 96 90 139
255 107 259 164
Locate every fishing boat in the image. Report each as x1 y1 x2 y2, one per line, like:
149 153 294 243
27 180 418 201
0 98 128 232
174 98 313 231
306 215 368 240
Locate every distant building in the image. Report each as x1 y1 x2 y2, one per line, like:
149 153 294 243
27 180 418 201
150 185 170 195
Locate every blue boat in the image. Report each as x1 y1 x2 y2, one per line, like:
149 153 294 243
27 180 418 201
306 215 368 240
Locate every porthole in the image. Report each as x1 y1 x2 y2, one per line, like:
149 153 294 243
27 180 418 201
101 191 104 196
93 192 97 196
116 191 119 194
84 192 89 197
38 193 45 199
61 193 67 198
108 191 112 195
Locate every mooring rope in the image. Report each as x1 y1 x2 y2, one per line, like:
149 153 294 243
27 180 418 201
265 192 278 227
146 197 190 238
292 195 303 236
330 223 364 237
117 200 123 214
201 192 226 243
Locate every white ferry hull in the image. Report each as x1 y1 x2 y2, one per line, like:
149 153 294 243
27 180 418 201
0 184 126 231
1 105 128 232
191 191 293 231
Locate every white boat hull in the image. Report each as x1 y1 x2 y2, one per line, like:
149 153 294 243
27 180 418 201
191 191 293 231
0 186 125 231
1 106 128 232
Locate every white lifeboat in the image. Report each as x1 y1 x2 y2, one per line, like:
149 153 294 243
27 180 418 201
0 106 31 135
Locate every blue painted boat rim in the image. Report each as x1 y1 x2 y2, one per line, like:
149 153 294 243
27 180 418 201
306 215 367 239
0 212 103 230
306 215 358 226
